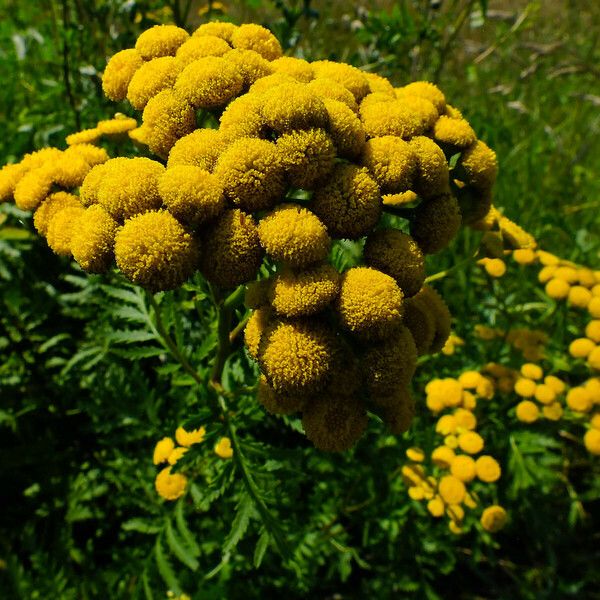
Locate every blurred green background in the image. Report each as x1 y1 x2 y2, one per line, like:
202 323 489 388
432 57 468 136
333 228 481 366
1 1 599 598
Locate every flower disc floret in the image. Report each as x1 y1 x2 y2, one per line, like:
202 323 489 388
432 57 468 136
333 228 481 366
126 56 181 110
409 136 450 198
402 296 436 354
361 136 416 194
231 23 283 60
271 56 314 82
219 93 266 141
115 210 199 292
135 25 189 59
410 193 461 254
46 205 86 256
159 165 224 227
223 49 273 87
14 165 55 211
71 205 118 273
568 285 592 308
258 204 330 268
566 387 593 413
361 99 434 138
337 267 404 340
306 78 359 112
413 286 452 352
460 140 498 190
364 72 395 96
193 21 238 42
311 164 381 239
322 98 365 159
102 49 143 102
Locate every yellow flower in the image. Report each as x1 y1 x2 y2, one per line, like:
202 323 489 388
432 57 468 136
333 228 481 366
360 135 416 194
193 21 237 43
159 165 224 227
569 338 596 359
135 25 189 60
168 446 189 465
231 23 282 60
306 78 358 113
538 265 557 283
222 48 273 87
410 193 461 255
544 375 566 394
302 394 367 452
46 205 86 256
258 204 330 268
475 455 501 483
458 371 482 390
436 415 458 436
409 136 450 199
175 426 206 447
586 321 600 343
244 307 272 361
438 475 466 505
65 143 109 168
153 437 175 464
566 387 593 413
271 56 314 82
200 209 263 289
588 298 600 319
219 93 266 141
115 210 199 292
33 192 81 236
591 412 600 429
514 377 536 398
396 81 446 112
568 286 592 309
520 363 543 380
261 83 328 132
175 35 232 68
431 445 455 468
361 97 435 138
311 164 381 240
444 435 458 449
168 128 228 171
513 248 536 264
584 429 600 455
480 505 507 532
433 116 476 148
516 400 539 423
460 140 498 191
542 402 563 421
364 72 395 96
479 257 506 278
427 378 463 409
65 128 101 146
155 467 187 500
534 384 556 405
454 408 477 430
457 431 484 454
14 164 55 211
269 264 340 318
102 49 143 102
214 437 234 459
585 378 600 403
126 56 181 110
427 496 445 517
553 266 578 283
257 375 307 415
448 521 464 535
70 205 118 273
311 60 370 101
174 56 242 110
536 250 559 265
322 98 365 159
406 447 425 462
447 503 465 523
214 138 285 212
450 455 476 482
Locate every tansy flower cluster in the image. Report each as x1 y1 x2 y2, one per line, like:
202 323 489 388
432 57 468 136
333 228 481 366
1 20 506 451
474 325 548 361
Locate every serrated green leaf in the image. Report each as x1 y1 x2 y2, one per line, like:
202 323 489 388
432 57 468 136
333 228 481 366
121 518 162 535
253 529 270 568
165 518 199 571
155 536 181 594
112 305 148 324
107 329 157 345
112 346 164 359
222 492 254 555
175 500 201 558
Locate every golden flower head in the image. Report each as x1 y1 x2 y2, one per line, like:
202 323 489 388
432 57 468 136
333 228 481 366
219 93 266 141
457 431 484 454
14 164 55 211
167 128 228 171
545 277 570 300
259 319 337 395
175 425 206 447
153 437 175 464
33 192 81 236
431 445 456 468
450 455 477 482
102 49 143 102
115 210 200 291
249 73 297 94
305 78 359 113
223 48 273 87
135 24 189 59
475 455 501 483
79 162 110 207
396 81 446 112
193 21 238 43
174 56 243 109
364 229 425 298
438 475 466 505
516 400 539 423
277 128 336 189
311 164 381 239
257 374 307 415
65 143 109 167
433 116 476 148
364 72 395 96
360 135 416 194
244 306 272 360
70 205 118 273
96 157 164 222
480 505 507 532
460 140 498 191
301 394 367 452
46 205 86 256
311 60 370 102
584 429 600 455
126 56 181 110
410 193 461 255
231 23 283 61
322 98 365 159
258 203 330 268
566 387 593 413
174 35 232 68
568 285 592 309
158 165 224 227
214 138 285 212
361 97 437 138
269 263 340 318
200 209 263 288
271 56 314 82
0 163 28 203
409 136 450 198
155 466 187 500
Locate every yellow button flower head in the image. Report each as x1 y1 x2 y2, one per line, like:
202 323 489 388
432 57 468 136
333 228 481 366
259 320 337 395
168 128 228 171
223 48 274 87
409 136 450 198
410 193 461 255
96 157 164 221
361 136 416 194
337 267 404 340
433 116 476 148
249 73 297 94
311 164 381 239
258 204 330 268
142 89 196 158
231 23 283 60
306 78 359 113
14 164 55 211
458 371 482 390
175 35 232 68
193 21 238 43
553 266 578 283
396 81 446 112
0 162 28 203
127 56 181 110
585 378 600 402
33 192 81 236
520 363 543 380
513 248 536 265
159 165 224 227
479 257 506 278
481 505 507 532
115 210 200 292
427 496 445 517
153 437 175 464
257 375 308 415
175 56 243 109
460 140 498 191
311 60 370 102
359 92 394 114
436 414 458 436
451 455 476 482
534 384 556 405
543 402 563 421
362 327 418 396
271 56 314 82
586 321 600 343
102 49 143 102
458 431 484 454
538 265 557 284
454 408 477 430
168 446 188 465
361 98 434 138
53 153 92 189
589 298 600 319
584 429 600 455
364 229 425 298
364 72 395 96
214 138 285 212
402 296 436 355
65 128 101 146
475 455 501 483
261 83 329 132
516 400 539 423
46 205 86 256
591 412 600 428
219 93 266 141
566 387 593 413
175 425 206 447
155 466 187 500
578 268 597 287
408 486 425 501
277 128 336 189
269 263 340 318
71 205 119 273
431 445 456 468
322 99 365 159
569 338 595 359
568 285 592 309
438 475 466 505
444 103 463 119
65 143 109 167
244 307 272 360
545 278 570 299
201 209 263 288
301 394 367 452
80 162 112 207
544 375 566 394
135 24 189 59
405 447 425 462
402 464 425 486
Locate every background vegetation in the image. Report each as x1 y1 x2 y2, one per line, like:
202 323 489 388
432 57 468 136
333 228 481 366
0 1 599 598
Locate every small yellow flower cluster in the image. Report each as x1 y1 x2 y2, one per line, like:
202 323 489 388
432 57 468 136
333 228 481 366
65 114 137 146
404 376 505 534
441 333 464 355
425 371 495 414
512 363 566 423
474 325 548 361
472 205 537 252
152 425 206 501
477 257 506 278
